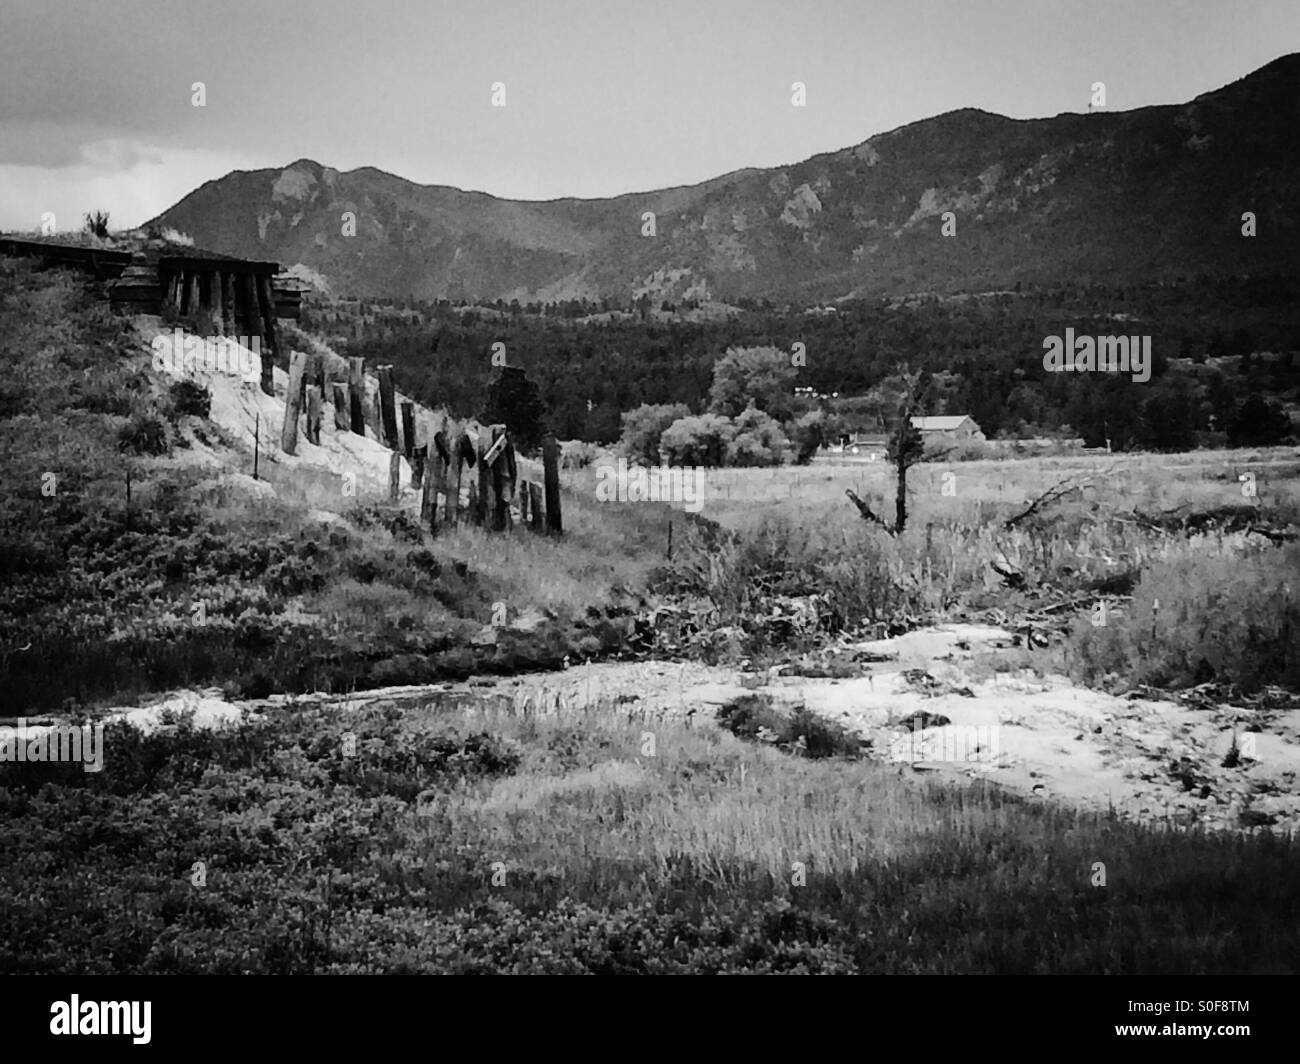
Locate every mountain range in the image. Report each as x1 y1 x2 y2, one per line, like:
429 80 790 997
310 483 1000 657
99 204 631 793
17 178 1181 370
148 54 1300 304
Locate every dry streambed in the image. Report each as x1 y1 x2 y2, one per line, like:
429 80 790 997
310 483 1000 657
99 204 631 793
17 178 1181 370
58 625 1300 834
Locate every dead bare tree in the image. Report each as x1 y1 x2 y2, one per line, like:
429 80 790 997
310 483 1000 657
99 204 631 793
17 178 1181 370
845 370 932 535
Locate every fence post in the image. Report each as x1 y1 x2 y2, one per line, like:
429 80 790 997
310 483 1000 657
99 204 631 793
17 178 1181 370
444 420 461 526
332 383 349 430
421 444 440 533
378 366 399 450
304 384 322 445
519 478 530 523
280 350 306 454
489 425 509 531
389 451 401 502
347 357 366 435
528 481 544 532
400 401 416 461
477 429 492 528
543 434 562 535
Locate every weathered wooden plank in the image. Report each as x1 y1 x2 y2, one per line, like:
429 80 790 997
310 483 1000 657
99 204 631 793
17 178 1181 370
377 365 399 450
490 425 509 532
347 357 366 435
543 434 562 535
281 350 307 454
256 274 282 395
444 420 461 526
400 401 416 461
528 481 544 533
389 451 401 502
478 429 493 528
209 271 225 336
332 383 350 430
304 384 322 445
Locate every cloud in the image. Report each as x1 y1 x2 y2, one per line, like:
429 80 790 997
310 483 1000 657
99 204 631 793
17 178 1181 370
0 138 256 231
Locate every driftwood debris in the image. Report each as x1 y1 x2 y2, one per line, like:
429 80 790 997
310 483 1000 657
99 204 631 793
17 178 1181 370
1004 469 1110 529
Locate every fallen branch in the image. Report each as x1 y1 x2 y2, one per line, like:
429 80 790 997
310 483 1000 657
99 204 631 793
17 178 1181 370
1004 467 1112 529
845 489 896 534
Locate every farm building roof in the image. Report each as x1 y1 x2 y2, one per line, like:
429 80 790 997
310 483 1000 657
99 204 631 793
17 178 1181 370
910 415 975 431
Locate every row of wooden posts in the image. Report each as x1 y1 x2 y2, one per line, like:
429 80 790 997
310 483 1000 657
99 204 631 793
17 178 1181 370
276 351 561 535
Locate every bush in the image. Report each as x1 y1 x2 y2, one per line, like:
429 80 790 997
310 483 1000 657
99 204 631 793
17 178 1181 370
659 413 735 468
716 694 862 758
168 380 211 420
790 411 825 464
117 414 169 456
725 407 789 467
1067 542 1300 692
618 403 691 466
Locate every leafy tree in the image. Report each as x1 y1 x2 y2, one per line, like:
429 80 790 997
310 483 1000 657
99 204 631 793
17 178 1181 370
790 410 825 464
708 346 796 421
725 407 789 466
660 413 735 467
618 402 691 465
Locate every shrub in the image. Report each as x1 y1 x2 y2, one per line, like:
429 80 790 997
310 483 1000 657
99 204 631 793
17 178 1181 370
618 403 692 466
790 411 825 464
660 413 735 468
117 414 169 456
716 694 862 758
168 380 211 420
724 407 789 467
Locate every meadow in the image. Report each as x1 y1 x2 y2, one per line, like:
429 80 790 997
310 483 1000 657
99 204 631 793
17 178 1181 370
3 692 1297 974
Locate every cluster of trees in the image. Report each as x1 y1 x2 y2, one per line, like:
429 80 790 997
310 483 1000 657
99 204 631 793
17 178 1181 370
617 348 826 468
328 276 1297 454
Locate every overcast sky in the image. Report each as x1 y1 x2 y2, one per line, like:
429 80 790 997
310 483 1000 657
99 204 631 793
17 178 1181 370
1 0 1296 231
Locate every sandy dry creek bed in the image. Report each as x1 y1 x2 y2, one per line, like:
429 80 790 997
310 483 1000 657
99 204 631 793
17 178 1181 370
31 624 1300 835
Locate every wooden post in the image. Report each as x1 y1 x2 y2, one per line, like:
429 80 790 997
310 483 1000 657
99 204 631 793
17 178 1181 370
281 351 307 454
424 444 444 533
185 272 200 320
209 271 225 335
253 410 260 480
411 442 426 489
347 357 366 434
256 274 282 393
477 430 493 528
519 478 530 523
528 481 544 533
443 421 461 526
400 401 416 461
389 451 401 502
543 434 562 535
305 385 322 445
222 272 236 336
377 366 399 450
332 383 350 430
166 272 182 315
490 425 508 532
372 390 384 443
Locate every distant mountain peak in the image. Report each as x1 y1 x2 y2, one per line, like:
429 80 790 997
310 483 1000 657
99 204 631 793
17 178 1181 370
149 54 1300 302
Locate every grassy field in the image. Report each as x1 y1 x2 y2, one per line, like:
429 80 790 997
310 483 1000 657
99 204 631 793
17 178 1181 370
3 261 1299 974
3 692 1298 974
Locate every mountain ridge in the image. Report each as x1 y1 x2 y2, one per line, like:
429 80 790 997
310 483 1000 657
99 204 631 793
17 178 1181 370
148 53 1300 302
